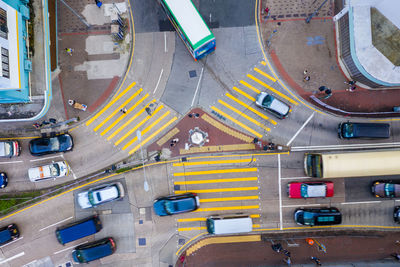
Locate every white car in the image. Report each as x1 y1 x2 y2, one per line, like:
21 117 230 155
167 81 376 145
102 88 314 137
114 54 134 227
77 182 125 209
28 161 69 182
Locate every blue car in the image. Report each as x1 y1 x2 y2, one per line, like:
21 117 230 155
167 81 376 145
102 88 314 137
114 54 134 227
29 134 73 156
153 193 200 216
0 172 7 188
0 224 19 245
72 237 116 263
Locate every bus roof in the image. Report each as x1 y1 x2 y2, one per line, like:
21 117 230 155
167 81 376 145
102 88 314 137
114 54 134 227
321 150 400 178
162 0 213 48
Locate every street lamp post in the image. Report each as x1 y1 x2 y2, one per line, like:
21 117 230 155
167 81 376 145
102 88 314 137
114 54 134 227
136 130 149 192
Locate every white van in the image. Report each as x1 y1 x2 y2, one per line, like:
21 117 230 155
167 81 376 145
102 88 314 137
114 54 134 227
28 161 69 182
206 215 253 235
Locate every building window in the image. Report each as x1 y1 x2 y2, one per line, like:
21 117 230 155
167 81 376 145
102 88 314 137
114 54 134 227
0 8 7 40
1 47 9 78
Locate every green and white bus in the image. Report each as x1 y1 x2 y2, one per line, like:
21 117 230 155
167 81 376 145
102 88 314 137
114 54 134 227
158 0 216 60
304 150 400 178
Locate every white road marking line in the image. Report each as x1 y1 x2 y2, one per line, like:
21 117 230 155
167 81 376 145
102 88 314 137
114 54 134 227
191 67 204 107
282 204 322 208
0 251 25 264
153 69 164 94
164 32 167 53
0 237 23 248
53 241 88 255
286 112 315 146
0 161 23 164
292 142 400 151
341 201 381 205
39 216 73 232
278 154 283 230
281 177 310 180
30 155 62 162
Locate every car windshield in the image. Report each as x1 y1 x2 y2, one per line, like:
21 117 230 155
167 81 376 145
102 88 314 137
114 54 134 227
49 138 60 151
164 200 175 214
385 183 395 197
95 192 102 202
88 191 95 205
343 124 354 138
300 184 308 197
50 164 60 176
262 94 273 107
302 212 315 225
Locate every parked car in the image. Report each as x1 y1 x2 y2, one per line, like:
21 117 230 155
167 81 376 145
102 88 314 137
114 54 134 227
294 207 342 226
255 92 291 119
0 224 20 245
287 181 334 198
338 122 390 139
371 181 400 198
56 215 102 245
394 206 400 223
29 134 73 156
72 237 116 263
0 141 20 158
0 172 7 188
77 182 125 209
153 193 200 216
28 161 69 182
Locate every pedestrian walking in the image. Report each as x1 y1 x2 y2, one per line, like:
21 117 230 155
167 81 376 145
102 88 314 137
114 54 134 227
311 256 322 266
283 249 291 257
391 253 400 261
325 89 332 95
120 107 127 114
344 80 356 85
95 0 102 8
264 7 270 15
303 76 310 82
346 85 356 92
303 69 308 75
271 243 282 253
319 86 327 92
283 257 291 266
65 48 73 56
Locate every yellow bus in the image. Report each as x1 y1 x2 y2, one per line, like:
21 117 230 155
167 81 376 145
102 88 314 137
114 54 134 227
304 150 400 178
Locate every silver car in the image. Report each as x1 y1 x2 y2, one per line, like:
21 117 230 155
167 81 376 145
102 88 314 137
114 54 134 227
255 92 291 119
77 182 125 209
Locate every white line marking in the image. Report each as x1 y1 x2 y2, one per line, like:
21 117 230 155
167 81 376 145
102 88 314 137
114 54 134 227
30 155 62 162
39 216 73 232
0 237 23 248
164 32 167 53
282 204 322 208
0 252 25 264
191 67 204 107
291 142 400 151
341 201 381 205
278 154 283 230
286 112 315 146
281 177 310 180
153 69 164 94
0 161 23 164
25 260 38 266
53 241 88 255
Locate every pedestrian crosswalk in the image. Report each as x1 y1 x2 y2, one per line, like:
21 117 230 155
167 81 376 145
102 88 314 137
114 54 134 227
209 61 298 139
171 158 262 233
85 81 177 155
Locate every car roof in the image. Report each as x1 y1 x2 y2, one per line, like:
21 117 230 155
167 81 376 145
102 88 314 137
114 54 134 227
93 186 118 201
305 184 326 197
269 98 289 114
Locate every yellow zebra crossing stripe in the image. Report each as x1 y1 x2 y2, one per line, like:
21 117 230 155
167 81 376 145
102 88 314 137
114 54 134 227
247 74 298 105
175 187 259 194
86 82 136 126
211 106 263 138
218 100 271 132
173 167 258 176
128 116 177 155
177 214 260 222
193 205 260 212
225 93 277 125
232 86 255 101
254 67 276 82
178 227 207 232
240 80 261 94
173 158 255 167
199 196 259 202
174 177 258 185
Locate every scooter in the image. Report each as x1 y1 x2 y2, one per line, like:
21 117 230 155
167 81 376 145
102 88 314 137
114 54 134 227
68 100 87 111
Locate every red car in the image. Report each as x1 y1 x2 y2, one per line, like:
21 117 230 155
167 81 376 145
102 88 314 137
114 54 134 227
288 181 334 198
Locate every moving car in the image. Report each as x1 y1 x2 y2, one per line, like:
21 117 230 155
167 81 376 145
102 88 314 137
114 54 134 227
0 141 20 158
294 207 342 226
371 181 400 198
153 193 200 216
0 224 20 245
72 237 116 263
394 206 400 223
206 215 253 235
338 122 390 139
29 133 73 156
255 92 291 119
0 172 7 188
28 161 69 182
287 181 334 198
56 215 102 245
77 182 125 209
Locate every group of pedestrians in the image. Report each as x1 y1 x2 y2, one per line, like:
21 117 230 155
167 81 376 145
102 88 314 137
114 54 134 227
271 243 322 266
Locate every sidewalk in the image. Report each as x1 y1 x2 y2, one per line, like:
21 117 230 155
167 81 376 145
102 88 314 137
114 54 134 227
260 0 400 117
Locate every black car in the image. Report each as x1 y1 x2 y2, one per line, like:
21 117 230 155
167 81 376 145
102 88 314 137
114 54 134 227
394 206 400 223
294 207 342 226
0 172 7 188
72 237 116 263
338 122 390 139
29 134 73 156
371 181 400 198
0 224 20 245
